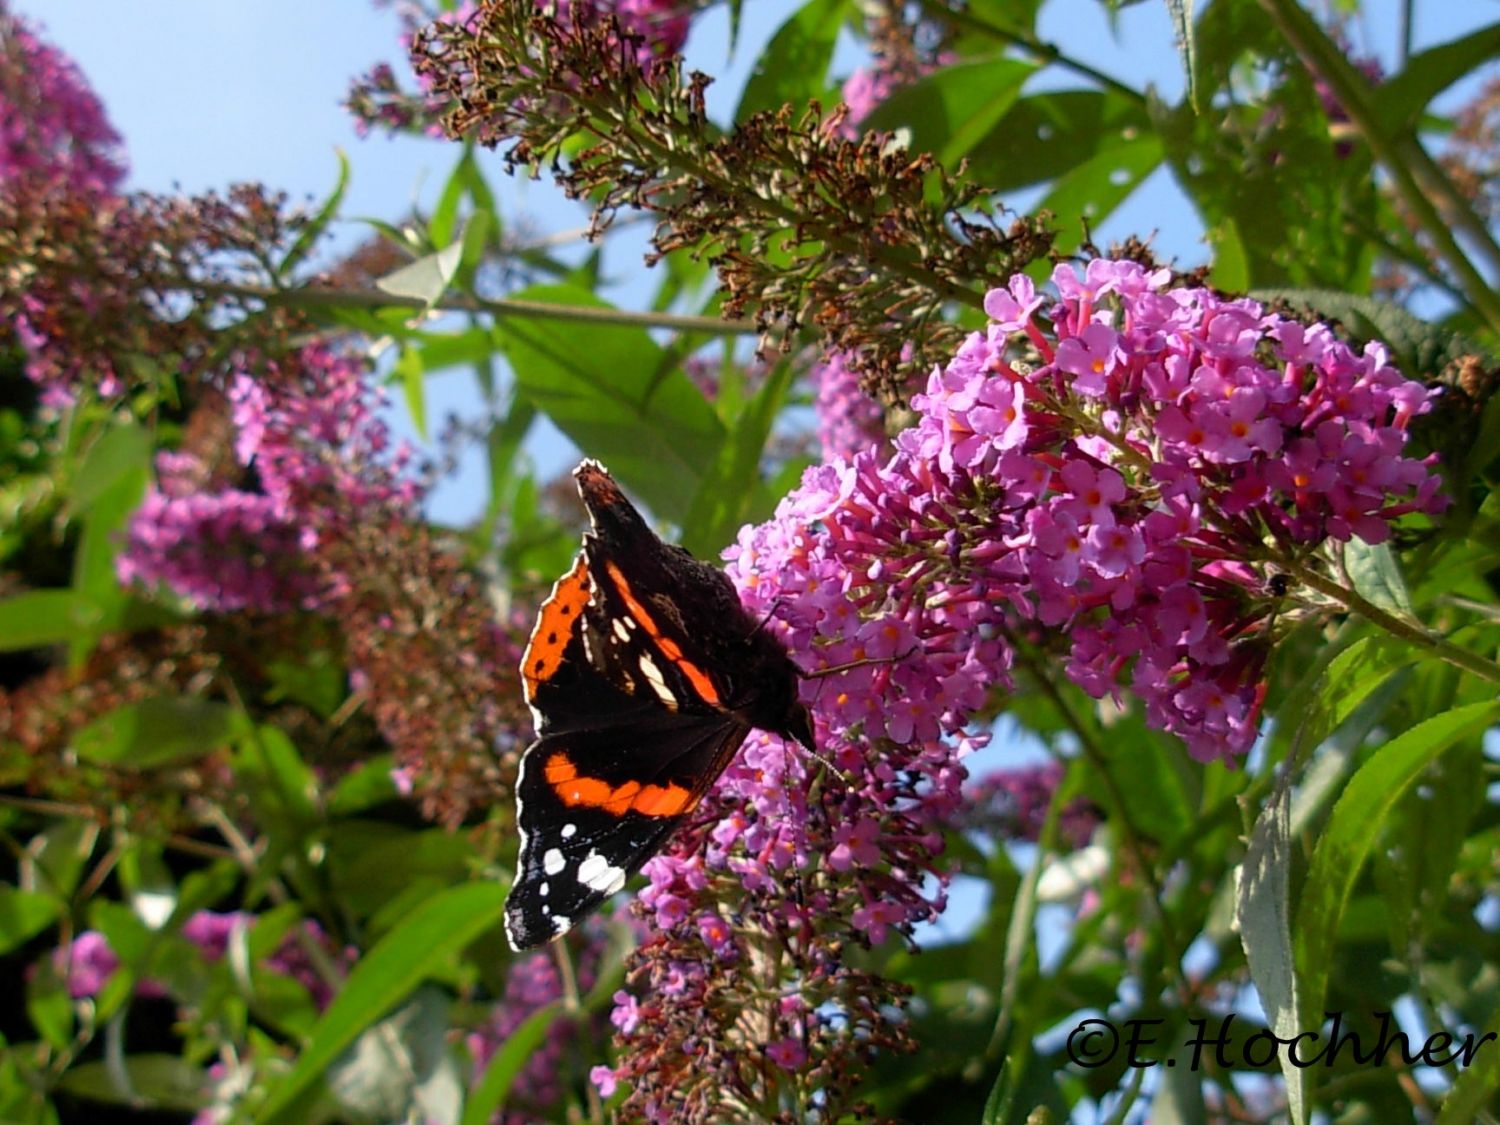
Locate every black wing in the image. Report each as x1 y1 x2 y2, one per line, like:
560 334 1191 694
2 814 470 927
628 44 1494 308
505 715 750 949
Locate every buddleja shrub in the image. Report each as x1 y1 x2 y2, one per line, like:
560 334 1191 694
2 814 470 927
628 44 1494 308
2 0 1498 1123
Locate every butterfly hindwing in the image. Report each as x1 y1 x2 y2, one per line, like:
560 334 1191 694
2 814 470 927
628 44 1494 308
505 717 750 950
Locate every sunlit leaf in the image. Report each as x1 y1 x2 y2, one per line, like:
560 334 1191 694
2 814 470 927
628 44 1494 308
258 882 506 1125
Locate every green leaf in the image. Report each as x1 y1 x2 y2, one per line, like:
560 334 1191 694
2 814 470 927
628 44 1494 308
1268 632 1416 768
329 755 399 816
73 696 246 769
1209 214 1250 291
29 819 97 901
1373 730 1483 954
734 0 845 122
1237 784 1305 1125
27 972 74 1052
457 207 491 282
1372 22 1500 135
394 346 429 441
0 590 103 652
72 458 147 606
279 150 351 280
959 90 1151 193
1035 132 1163 255
0 1046 59 1125
264 648 345 718
240 726 319 827
375 239 465 308
462 1000 565 1125
56 1054 207 1114
430 147 473 250
1342 540 1414 617
69 423 152 513
332 828 478 919
1435 1025 1500 1125
258 881 506 1125
0 887 60 955
498 284 724 523
679 359 795 557
327 987 460 1125
408 326 495 372
1294 700 1500 1025
474 391 537 554
862 58 1035 169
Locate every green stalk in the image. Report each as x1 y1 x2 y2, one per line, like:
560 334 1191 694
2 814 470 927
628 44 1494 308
1280 558 1500 688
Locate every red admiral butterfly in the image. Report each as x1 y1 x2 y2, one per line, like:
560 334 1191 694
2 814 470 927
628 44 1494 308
505 460 814 950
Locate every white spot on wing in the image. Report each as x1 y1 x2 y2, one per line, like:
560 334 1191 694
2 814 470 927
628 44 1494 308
543 848 566 876
539 882 549 897
561 823 578 839
578 850 628 895
613 618 631 642
637 650 677 708
551 913 572 934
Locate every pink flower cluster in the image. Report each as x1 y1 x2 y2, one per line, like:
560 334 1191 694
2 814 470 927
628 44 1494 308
810 349 886 461
0 3 125 196
116 486 319 613
754 259 1441 765
118 345 419 612
605 258 1442 1113
941 260 1440 757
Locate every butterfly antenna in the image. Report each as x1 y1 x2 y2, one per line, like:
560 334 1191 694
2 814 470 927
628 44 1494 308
782 723 855 788
743 596 788 641
803 740 845 779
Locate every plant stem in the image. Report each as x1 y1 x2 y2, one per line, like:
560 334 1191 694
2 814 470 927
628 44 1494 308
1280 558 1500 687
552 939 604 1124
176 279 760 335
925 2 1149 106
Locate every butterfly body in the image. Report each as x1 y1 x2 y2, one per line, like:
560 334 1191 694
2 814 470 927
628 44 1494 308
505 460 812 950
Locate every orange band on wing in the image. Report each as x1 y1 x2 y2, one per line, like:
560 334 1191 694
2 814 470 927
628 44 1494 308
602 560 723 707
522 555 591 702
632 783 693 816
544 752 694 818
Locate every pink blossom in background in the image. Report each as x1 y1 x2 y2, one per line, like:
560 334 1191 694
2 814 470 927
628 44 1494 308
0 3 125 196
810 350 886 461
118 345 420 613
963 760 1101 850
43 911 354 1011
466 928 610 1120
49 931 119 999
